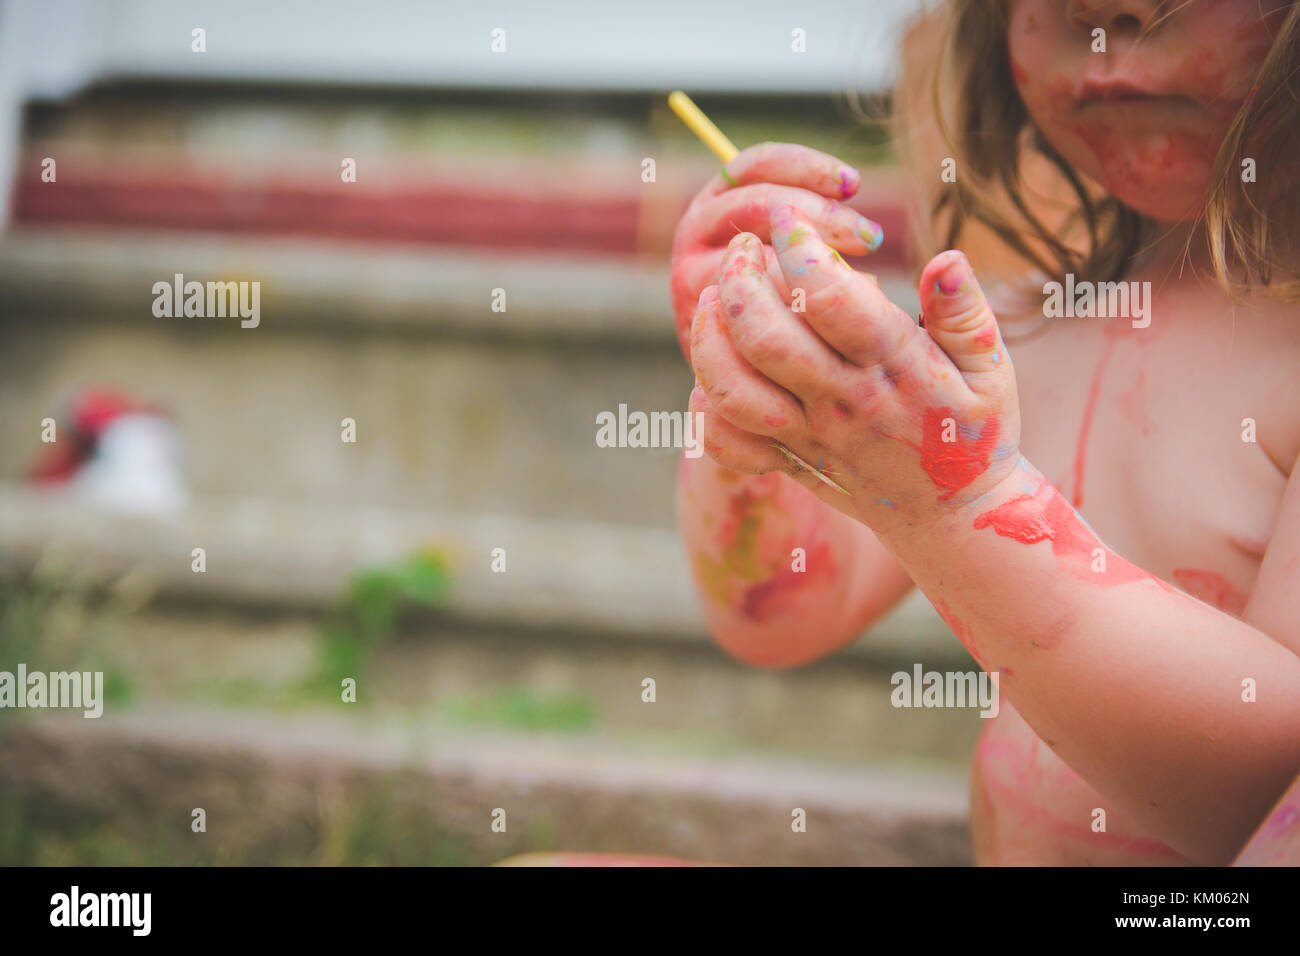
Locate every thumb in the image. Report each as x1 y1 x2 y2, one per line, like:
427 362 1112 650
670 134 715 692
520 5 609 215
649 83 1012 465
917 250 1006 376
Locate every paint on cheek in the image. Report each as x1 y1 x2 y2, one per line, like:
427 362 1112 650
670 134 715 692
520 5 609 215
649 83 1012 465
1172 568 1249 617
913 407 1000 500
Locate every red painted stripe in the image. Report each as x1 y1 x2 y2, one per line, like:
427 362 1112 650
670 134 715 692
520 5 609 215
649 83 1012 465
11 166 910 266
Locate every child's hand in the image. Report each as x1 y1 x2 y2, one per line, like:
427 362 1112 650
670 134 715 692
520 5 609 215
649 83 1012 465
669 143 885 361
689 204 1022 534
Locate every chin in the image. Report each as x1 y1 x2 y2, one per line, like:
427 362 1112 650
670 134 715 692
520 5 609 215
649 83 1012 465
1051 126 1215 224
1099 176 1208 224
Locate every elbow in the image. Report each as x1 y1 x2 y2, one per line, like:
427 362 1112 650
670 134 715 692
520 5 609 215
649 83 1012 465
708 615 861 669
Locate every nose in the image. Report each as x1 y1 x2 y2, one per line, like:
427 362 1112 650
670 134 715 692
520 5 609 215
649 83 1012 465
1065 0 1162 36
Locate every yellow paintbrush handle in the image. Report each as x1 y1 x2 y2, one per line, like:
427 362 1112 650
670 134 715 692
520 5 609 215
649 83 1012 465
668 90 739 163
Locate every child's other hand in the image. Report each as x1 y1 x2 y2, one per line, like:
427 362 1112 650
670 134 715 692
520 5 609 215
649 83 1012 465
669 143 885 361
690 204 1022 533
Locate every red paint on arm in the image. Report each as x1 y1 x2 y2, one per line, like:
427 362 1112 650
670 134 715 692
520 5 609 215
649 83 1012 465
933 596 990 670
973 479 1176 592
1172 569 1249 617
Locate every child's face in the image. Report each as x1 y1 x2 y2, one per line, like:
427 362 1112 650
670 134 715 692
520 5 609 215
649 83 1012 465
1007 0 1287 222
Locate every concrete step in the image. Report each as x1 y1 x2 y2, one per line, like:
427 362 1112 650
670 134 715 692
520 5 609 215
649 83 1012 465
0 227 919 339
0 708 972 866
0 484 966 661
0 229 919 525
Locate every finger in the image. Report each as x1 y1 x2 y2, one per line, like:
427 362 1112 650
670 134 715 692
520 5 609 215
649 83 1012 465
674 246 788 362
690 283 806 436
674 245 789 323
917 250 1007 381
689 386 837 499
769 203 920 369
717 232 848 400
704 142 863 201
688 184 884 255
688 384 790 474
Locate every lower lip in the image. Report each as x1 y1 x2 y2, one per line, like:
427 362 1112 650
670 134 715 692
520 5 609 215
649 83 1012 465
1079 93 1187 107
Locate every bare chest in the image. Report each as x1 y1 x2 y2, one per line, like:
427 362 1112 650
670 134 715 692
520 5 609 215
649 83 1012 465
1005 302 1292 614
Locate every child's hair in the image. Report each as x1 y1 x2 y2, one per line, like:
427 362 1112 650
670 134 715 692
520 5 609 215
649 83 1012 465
895 0 1300 299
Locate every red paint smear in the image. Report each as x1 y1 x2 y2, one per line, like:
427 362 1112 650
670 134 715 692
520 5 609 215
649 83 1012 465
976 735 1182 859
911 407 1000 500
740 539 838 621
933 596 988 670
1070 335 1118 508
717 486 760 553
1172 568 1248 617
974 323 997 348
974 480 1170 590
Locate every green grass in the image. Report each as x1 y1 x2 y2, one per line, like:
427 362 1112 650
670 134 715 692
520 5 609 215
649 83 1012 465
438 688 598 733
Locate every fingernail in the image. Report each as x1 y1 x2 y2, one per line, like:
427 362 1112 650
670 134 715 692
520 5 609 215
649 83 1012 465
770 205 805 248
935 253 971 297
857 216 885 254
837 166 861 198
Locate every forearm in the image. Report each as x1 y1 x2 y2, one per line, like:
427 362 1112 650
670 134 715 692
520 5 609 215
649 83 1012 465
880 463 1300 864
676 452 912 667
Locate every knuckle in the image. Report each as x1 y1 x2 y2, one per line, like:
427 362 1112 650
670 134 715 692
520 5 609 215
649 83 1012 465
712 380 755 425
743 322 790 367
945 300 995 335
